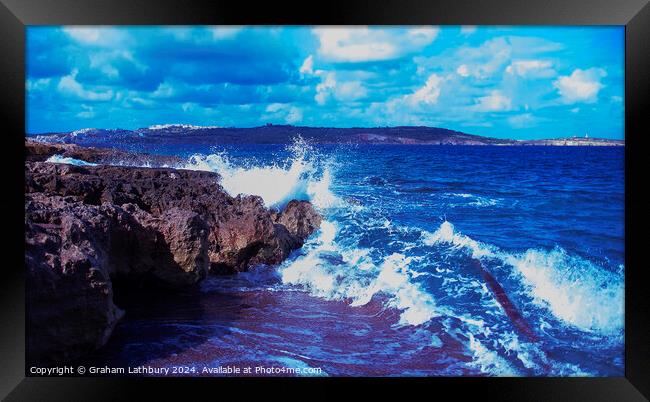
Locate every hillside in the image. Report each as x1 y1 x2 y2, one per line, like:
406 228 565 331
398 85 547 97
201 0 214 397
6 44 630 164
30 124 624 146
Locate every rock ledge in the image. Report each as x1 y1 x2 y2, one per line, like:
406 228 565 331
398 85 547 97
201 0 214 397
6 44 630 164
25 142 321 365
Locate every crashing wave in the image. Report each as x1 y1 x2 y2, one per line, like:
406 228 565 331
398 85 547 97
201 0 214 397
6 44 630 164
279 221 440 326
423 220 624 335
180 137 340 210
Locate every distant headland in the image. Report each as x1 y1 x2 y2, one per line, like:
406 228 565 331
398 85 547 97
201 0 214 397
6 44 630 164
29 124 625 146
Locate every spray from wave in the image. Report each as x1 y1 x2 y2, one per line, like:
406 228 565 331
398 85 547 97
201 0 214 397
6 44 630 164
423 220 624 336
180 137 340 210
279 220 440 326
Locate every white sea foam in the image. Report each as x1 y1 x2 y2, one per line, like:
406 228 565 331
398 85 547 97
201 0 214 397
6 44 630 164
180 138 340 210
422 220 496 259
45 154 98 166
423 220 624 335
279 221 440 326
468 333 519 376
444 192 501 207
503 248 624 335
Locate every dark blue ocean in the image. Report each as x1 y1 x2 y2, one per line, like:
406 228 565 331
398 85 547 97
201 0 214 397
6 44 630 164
64 141 624 376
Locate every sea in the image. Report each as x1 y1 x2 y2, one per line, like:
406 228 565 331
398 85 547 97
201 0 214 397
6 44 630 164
53 138 624 376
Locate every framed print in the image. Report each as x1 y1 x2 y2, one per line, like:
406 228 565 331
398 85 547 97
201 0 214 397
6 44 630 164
1 0 649 400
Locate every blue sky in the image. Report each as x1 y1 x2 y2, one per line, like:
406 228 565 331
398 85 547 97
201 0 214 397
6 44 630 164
26 26 624 139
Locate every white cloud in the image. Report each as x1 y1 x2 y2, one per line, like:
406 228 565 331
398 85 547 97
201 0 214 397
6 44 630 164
312 26 438 62
507 113 537 128
460 26 477 35
553 68 607 103
379 74 444 124
314 70 368 104
314 28 394 62
285 107 303 123
57 70 113 101
210 26 243 40
63 27 102 43
264 103 303 124
456 64 470 77
299 55 314 74
407 27 440 45
76 104 95 119
334 81 368 102
265 103 283 113
474 90 512 112
181 102 195 112
152 82 175 98
455 37 512 79
62 27 126 46
506 60 555 78
408 74 443 105
26 78 51 91
315 71 337 105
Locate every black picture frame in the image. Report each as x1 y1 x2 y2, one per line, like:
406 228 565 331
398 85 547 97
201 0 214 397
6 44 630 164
2 0 648 400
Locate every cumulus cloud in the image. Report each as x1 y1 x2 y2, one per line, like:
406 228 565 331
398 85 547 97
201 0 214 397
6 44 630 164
454 37 512 79
210 26 243 40
285 107 303 123
264 103 303 124
315 71 337 105
474 90 512 112
407 27 440 45
460 26 477 36
62 26 127 46
76 104 95 119
299 55 314 74
380 73 444 123
506 60 555 78
63 27 103 43
314 71 368 104
312 26 439 62
456 64 470 77
407 74 443 105
313 28 393 62
334 81 368 102
57 70 114 101
553 68 607 103
507 113 537 128
26 78 51 91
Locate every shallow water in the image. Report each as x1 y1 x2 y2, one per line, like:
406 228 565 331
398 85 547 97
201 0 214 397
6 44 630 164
70 141 624 376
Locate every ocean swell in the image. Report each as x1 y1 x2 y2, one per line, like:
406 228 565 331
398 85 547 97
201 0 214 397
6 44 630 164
423 220 624 335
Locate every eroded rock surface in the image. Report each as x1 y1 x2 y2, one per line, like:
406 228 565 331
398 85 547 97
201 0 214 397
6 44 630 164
25 142 321 365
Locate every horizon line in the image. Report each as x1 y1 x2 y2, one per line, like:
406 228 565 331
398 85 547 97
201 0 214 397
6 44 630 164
25 124 625 141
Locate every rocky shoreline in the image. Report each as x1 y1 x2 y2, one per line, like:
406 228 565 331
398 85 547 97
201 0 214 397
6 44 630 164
25 141 321 365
